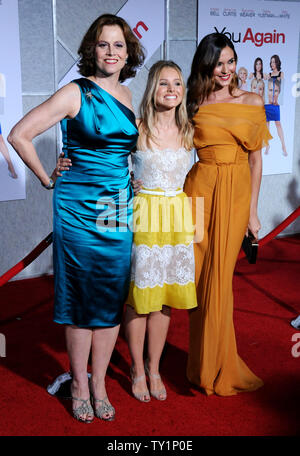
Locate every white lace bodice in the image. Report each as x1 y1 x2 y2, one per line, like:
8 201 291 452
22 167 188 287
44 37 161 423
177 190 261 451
131 148 193 191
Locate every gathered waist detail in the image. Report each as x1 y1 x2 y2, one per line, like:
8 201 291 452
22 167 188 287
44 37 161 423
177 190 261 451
139 188 183 197
60 167 130 181
197 145 248 165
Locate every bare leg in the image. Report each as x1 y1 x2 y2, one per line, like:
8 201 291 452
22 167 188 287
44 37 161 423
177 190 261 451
146 306 171 400
0 134 17 178
264 122 270 155
124 305 150 401
90 324 120 419
65 325 93 422
275 121 287 156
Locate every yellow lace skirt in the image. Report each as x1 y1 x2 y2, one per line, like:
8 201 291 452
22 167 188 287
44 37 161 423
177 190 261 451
126 188 197 314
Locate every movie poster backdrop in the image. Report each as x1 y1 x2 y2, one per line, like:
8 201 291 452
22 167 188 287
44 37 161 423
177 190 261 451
198 0 300 175
0 0 24 201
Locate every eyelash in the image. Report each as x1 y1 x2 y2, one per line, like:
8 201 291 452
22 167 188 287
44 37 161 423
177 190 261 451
97 43 124 48
217 59 235 66
159 82 182 86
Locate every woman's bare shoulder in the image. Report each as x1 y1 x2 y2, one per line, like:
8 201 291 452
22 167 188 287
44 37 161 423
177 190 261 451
48 82 81 118
238 90 264 107
56 81 81 97
121 84 132 101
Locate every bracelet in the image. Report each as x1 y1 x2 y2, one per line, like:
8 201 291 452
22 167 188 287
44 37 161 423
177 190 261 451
41 178 55 190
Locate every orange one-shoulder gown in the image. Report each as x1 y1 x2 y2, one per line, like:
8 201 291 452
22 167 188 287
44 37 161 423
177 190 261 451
184 103 271 396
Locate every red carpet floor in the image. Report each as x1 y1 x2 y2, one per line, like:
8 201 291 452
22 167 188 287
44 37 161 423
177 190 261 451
0 235 299 437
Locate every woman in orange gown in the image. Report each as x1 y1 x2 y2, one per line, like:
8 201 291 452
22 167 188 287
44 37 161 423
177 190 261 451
184 33 271 396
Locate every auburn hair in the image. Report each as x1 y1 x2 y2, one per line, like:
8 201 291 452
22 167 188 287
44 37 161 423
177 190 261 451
270 55 281 72
77 14 145 82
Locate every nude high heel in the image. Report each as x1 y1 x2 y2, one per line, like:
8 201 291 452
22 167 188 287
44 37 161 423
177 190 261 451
144 359 167 401
130 366 151 402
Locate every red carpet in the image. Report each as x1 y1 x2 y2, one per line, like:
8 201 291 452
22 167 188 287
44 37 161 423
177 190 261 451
0 236 299 436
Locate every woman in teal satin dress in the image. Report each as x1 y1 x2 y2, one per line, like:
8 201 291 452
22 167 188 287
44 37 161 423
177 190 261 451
8 14 144 423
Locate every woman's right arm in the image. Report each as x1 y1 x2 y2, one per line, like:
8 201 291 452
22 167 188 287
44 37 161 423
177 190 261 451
51 152 72 179
8 83 80 187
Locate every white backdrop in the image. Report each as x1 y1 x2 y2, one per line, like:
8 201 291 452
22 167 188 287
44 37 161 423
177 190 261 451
0 0 25 201
59 0 165 87
198 0 300 176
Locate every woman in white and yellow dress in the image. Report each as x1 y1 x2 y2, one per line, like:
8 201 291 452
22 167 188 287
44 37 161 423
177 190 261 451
125 60 197 402
55 60 197 403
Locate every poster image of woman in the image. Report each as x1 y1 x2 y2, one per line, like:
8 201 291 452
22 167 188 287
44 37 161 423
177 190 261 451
0 122 18 179
251 78 265 103
265 55 287 156
248 57 267 81
237 66 248 90
0 72 5 115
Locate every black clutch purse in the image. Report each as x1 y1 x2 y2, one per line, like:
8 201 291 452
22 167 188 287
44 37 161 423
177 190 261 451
242 230 258 264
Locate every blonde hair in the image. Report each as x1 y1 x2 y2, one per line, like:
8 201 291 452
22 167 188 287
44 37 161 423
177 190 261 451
251 78 258 92
268 78 281 92
238 67 248 78
139 60 194 150
257 79 265 97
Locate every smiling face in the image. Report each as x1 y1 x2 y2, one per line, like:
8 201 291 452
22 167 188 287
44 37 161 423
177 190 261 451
251 79 258 93
270 57 277 71
256 59 262 73
154 67 184 111
238 68 247 82
268 82 280 104
213 46 237 88
257 82 264 98
94 25 128 77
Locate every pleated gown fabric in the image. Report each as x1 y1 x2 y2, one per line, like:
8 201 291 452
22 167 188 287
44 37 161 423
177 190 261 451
184 103 271 396
53 78 138 328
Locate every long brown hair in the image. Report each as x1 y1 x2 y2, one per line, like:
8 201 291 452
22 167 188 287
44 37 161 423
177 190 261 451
253 57 264 79
187 33 238 119
139 60 194 150
270 54 281 72
77 14 145 82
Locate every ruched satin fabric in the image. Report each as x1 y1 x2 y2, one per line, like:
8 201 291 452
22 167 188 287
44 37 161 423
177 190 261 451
184 103 271 396
53 78 138 328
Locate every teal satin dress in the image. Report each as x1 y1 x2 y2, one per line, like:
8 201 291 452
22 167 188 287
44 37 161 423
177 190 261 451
53 78 138 328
